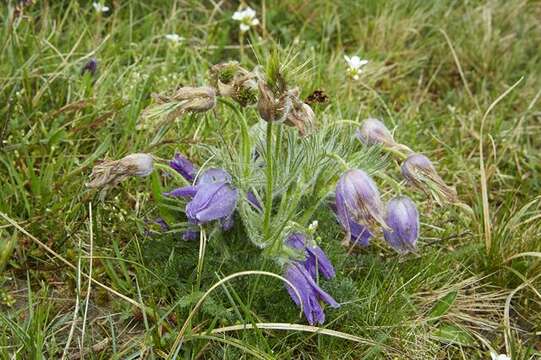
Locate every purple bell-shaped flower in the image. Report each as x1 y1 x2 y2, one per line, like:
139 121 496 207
383 196 419 253
335 169 387 245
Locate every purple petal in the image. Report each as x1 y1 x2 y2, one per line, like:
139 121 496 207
383 196 419 253
170 153 197 182
220 213 235 231
285 233 306 250
349 218 372 247
306 246 335 280
197 168 232 185
284 262 339 325
164 185 198 198
247 191 262 210
186 182 238 224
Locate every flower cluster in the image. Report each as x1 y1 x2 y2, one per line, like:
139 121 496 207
85 51 464 326
284 233 339 325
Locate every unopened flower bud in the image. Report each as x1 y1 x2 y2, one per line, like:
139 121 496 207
335 169 388 244
356 118 412 154
383 196 419 253
87 153 153 188
401 153 458 205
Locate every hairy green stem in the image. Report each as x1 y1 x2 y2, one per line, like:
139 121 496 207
263 121 274 241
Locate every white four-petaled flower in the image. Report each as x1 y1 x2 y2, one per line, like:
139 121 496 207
491 353 511 360
344 55 369 80
92 2 110 13
165 34 184 43
232 6 260 32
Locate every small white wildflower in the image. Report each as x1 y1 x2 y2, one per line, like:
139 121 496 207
92 2 110 13
491 353 511 360
165 34 184 43
308 220 319 233
232 6 260 32
344 55 369 80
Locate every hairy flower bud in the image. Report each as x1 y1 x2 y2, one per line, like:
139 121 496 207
356 118 412 154
87 153 153 188
383 196 419 253
335 169 388 245
401 153 458 205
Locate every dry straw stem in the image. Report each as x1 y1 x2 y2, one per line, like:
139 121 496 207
200 322 392 349
167 270 304 358
478 77 523 253
0 211 145 311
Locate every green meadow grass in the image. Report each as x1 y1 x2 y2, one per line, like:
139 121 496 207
1 0 540 358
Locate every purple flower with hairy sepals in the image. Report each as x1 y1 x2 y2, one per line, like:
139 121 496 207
284 262 340 325
164 168 238 229
186 182 237 224
286 233 335 280
335 169 387 245
356 118 395 147
383 196 419 253
401 153 458 205
81 58 98 76
170 153 197 182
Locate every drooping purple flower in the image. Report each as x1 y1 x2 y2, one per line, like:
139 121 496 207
81 58 98 76
401 153 458 205
164 167 238 229
284 262 340 325
186 182 238 224
383 196 419 253
170 153 197 182
286 233 335 280
356 118 412 154
356 118 395 147
335 169 387 245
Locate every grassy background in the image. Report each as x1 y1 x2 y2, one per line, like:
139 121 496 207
1 0 540 358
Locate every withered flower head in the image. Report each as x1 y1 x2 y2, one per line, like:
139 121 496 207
87 153 154 189
142 86 216 127
210 62 258 106
284 92 316 136
257 79 294 123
